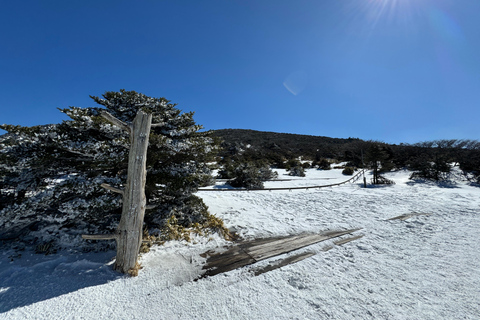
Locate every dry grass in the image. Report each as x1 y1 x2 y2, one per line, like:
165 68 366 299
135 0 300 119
127 261 143 277
139 212 234 255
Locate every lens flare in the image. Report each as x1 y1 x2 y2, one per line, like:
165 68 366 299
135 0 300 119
283 70 308 96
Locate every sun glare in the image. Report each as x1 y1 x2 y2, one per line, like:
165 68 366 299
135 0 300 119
344 0 428 35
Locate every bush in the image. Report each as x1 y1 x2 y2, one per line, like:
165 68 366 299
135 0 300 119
226 161 277 189
408 155 451 181
288 165 306 177
342 167 355 175
283 159 305 176
315 158 331 170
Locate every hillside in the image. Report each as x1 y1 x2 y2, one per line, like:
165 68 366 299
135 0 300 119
211 129 366 163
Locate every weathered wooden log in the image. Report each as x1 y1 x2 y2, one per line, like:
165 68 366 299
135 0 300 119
81 109 152 275
114 110 152 274
201 228 362 277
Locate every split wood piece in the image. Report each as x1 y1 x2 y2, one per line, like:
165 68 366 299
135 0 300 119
201 228 361 278
253 251 316 276
388 212 432 221
322 234 365 251
333 234 365 246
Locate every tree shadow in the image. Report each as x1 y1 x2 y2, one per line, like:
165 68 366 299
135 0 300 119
0 250 121 313
212 184 236 190
406 179 460 189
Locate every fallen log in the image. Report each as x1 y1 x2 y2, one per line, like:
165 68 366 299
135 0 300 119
201 228 361 278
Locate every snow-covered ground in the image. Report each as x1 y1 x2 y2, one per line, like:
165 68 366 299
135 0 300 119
1 168 479 319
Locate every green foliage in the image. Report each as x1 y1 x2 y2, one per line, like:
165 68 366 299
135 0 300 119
364 142 394 184
314 158 331 170
408 155 451 181
285 160 306 177
224 161 277 189
288 165 306 177
0 90 220 250
342 167 354 175
213 129 363 164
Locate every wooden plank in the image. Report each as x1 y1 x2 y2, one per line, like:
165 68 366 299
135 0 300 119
253 251 316 276
333 234 364 246
203 256 255 277
201 229 361 278
245 229 361 260
203 246 252 267
388 213 432 221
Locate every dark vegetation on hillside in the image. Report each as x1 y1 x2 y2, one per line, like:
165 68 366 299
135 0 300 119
212 129 480 184
212 129 362 166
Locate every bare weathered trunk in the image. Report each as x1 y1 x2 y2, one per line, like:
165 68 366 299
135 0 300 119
114 111 152 273
82 109 155 274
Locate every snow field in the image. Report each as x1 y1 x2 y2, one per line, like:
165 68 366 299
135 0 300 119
1 168 479 319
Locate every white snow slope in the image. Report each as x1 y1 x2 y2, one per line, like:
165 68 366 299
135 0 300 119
1 168 479 319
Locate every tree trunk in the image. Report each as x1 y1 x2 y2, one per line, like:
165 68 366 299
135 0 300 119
114 110 152 273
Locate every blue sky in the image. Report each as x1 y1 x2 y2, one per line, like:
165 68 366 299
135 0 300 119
1 0 479 144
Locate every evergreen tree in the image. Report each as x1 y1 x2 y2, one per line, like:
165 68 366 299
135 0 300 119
0 90 219 250
365 142 394 184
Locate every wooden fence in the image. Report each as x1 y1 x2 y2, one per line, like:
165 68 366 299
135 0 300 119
198 169 367 192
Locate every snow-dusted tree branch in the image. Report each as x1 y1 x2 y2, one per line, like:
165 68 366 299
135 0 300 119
100 110 132 134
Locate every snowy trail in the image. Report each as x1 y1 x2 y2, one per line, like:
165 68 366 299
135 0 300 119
1 169 479 319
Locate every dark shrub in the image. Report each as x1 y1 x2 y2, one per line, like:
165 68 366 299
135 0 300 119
226 161 277 189
288 165 306 177
316 158 331 170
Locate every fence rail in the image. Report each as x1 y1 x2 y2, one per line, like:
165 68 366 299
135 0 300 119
198 169 367 192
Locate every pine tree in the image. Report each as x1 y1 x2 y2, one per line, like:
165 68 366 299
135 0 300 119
365 142 394 184
0 90 220 250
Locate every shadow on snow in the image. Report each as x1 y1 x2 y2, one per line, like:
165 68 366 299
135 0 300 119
0 250 120 313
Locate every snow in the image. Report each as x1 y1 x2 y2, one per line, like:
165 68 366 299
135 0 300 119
1 168 480 319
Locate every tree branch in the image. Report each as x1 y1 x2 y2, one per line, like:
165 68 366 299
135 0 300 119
82 234 118 240
100 110 132 134
101 183 124 195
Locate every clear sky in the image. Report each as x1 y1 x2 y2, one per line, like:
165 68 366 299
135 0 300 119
1 0 479 144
